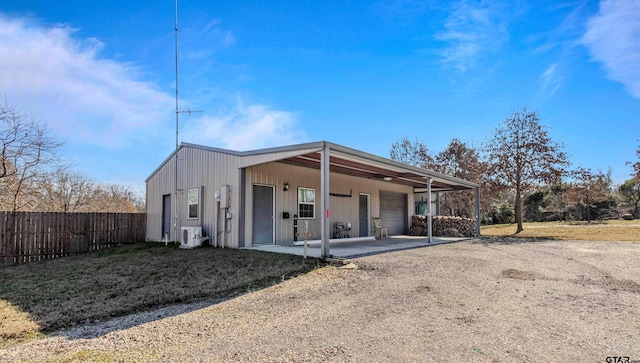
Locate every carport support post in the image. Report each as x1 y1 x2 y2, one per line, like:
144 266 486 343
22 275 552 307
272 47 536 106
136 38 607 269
475 187 481 236
427 177 432 243
320 144 330 258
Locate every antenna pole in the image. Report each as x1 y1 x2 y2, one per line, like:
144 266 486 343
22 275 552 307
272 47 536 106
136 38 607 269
174 0 179 245
172 1 203 245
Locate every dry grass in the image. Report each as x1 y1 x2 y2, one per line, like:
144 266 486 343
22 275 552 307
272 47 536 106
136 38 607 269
0 243 322 343
0 301 40 341
481 219 640 241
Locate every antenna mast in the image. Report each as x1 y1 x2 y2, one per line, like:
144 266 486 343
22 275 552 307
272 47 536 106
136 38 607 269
174 0 179 244
173 1 202 244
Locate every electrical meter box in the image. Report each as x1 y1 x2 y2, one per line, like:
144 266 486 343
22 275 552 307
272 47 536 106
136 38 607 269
220 185 231 209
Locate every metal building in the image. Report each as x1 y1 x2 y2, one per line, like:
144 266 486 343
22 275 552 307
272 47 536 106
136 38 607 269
145 141 480 257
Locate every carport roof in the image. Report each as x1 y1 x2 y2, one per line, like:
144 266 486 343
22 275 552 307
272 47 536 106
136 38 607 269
176 141 478 192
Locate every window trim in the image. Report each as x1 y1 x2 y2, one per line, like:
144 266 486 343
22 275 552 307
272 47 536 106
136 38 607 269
187 187 199 219
297 187 316 219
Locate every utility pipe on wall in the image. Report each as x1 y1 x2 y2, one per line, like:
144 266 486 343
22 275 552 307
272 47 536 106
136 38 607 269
213 200 219 247
222 213 225 248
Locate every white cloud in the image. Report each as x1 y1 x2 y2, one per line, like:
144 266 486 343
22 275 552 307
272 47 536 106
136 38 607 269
183 19 236 60
0 15 175 147
582 0 640 99
203 19 235 47
181 99 305 151
0 14 306 186
435 0 508 72
540 63 562 97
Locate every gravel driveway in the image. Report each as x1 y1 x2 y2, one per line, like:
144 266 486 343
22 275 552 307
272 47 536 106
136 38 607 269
2 238 639 362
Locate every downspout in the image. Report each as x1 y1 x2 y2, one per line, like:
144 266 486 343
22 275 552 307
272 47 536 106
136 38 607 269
222 204 229 248
214 199 219 247
320 143 331 258
427 177 432 243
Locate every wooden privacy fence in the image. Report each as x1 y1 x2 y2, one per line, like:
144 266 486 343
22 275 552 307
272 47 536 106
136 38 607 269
0 212 146 265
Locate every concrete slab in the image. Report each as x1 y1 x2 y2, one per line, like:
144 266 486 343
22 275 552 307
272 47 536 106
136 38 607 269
245 235 470 259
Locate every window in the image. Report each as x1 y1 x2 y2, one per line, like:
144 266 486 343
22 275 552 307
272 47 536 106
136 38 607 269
298 187 315 219
188 188 199 219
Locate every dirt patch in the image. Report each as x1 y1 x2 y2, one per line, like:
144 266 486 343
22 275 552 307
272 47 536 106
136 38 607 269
500 268 543 280
573 275 640 294
1 239 639 362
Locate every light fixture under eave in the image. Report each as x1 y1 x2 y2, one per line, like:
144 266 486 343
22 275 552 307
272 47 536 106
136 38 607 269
283 182 289 191
383 177 392 181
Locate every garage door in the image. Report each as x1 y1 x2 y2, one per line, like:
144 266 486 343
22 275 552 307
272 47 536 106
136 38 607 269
379 190 408 235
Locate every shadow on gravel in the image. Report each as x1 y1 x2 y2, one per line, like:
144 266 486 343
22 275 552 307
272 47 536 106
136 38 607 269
53 298 227 340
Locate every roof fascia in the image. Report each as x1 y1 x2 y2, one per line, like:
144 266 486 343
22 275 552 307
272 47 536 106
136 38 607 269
326 142 480 189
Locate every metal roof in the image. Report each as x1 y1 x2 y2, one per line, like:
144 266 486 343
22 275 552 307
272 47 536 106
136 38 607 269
147 141 479 191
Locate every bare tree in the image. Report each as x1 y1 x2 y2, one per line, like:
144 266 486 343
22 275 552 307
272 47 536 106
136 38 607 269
89 184 144 213
0 102 145 213
390 137 493 218
390 137 435 169
1 101 63 211
35 166 96 212
435 138 482 177
434 138 487 217
33 168 144 213
563 167 611 223
0 169 40 211
485 108 569 233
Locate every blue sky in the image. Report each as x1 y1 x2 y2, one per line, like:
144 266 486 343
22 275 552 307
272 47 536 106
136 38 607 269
1 0 639 192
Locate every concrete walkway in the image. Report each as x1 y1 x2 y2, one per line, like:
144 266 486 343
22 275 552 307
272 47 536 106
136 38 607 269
246 235 470 259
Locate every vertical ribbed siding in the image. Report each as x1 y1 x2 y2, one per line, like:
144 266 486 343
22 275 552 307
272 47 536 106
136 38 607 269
179 146 243 248
244 162 414 246
147 146 416 248
146 145 243 247
146 152 176 242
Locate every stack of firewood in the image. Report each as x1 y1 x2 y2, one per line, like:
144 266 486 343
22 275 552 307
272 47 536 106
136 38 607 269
409 215 476 237
409 215 428 235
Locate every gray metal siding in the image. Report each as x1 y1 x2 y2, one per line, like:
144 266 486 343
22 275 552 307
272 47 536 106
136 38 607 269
245 162 414 246
146 145 243 248
380 190 408 235
147 144 417 248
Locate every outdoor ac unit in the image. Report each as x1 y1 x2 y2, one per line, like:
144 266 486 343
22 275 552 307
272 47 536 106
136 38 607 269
180 226 204 249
